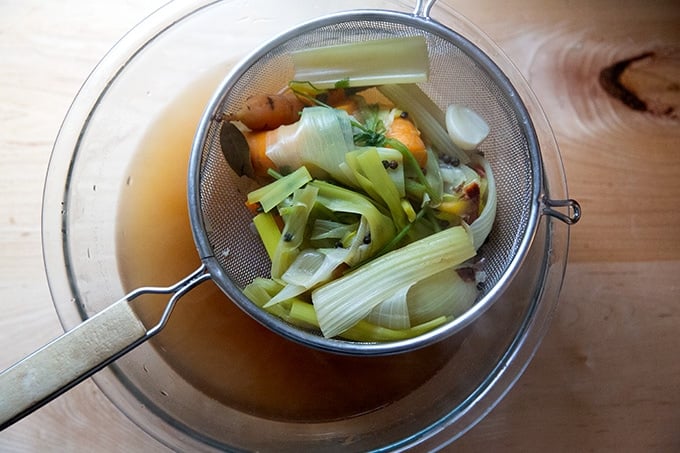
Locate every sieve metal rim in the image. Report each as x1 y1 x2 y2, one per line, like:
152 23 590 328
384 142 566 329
188 7 545 356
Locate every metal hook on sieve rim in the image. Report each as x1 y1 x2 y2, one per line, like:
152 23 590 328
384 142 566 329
413 0 438 18
542 196 582 225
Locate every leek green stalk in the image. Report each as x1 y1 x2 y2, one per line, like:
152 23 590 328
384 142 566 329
288 300 449 342
247 166 312 212
312 225 476 338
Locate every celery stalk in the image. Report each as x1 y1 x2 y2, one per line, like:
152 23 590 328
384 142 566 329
312 225 476 338
292 36 429 89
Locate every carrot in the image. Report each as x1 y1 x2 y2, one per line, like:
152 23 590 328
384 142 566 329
332 98 360 115
243 130 276 179
325 89 360 115
224 92 304 131
385 116 428 168
325 88 347 106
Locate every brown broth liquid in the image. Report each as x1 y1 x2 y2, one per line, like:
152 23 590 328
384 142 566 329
116 71 455 422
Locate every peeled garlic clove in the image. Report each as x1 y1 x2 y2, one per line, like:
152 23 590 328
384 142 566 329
445 104 490 151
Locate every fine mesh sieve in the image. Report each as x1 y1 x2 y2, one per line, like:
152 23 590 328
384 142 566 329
188 2 580 355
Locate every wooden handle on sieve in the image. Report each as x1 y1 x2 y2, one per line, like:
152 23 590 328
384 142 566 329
0 300 147 429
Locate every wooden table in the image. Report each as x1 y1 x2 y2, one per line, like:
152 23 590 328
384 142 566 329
1 0 678 451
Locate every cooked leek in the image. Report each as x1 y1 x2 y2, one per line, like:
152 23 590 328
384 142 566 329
468 156 497 249
311 179 396 264
271 184 318 278
243 278 293 322
310 219 358 241
292 36 429 89
265 248 348 307
252 212 281 260
366 285 412 330
353 147 408 229
265 107 355 185
246 166 312 212
407 268 479 325
312 225 475 338
288 299 449 341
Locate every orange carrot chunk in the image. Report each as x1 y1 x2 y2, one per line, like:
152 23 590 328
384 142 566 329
385 116 428 168
243 130 276 179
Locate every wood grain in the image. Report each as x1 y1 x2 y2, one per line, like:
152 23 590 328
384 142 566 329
1 0 679 451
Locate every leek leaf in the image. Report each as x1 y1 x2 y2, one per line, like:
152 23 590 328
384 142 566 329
288 299 449 342
468 156 497 249
312 225 476 338
247 166 312 213
252 212 281 260
355 147 408 229
311 179 396 262
407 268 479 325
271 184 318 278
265 107 355 186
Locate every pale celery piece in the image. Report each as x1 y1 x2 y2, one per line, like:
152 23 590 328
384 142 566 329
291 36 429 89
312 225 476 339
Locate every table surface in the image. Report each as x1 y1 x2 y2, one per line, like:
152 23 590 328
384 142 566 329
1 0 679 451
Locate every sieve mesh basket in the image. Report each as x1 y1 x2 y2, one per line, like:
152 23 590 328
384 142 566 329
189 7 576 355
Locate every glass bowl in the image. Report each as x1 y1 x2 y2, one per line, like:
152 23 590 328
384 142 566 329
42 0 572 450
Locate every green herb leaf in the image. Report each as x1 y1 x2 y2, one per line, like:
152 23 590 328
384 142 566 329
334 77 351 89
352 105 387 147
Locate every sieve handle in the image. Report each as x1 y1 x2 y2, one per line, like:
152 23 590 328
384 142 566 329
0 265 210 430
542 197 582 225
